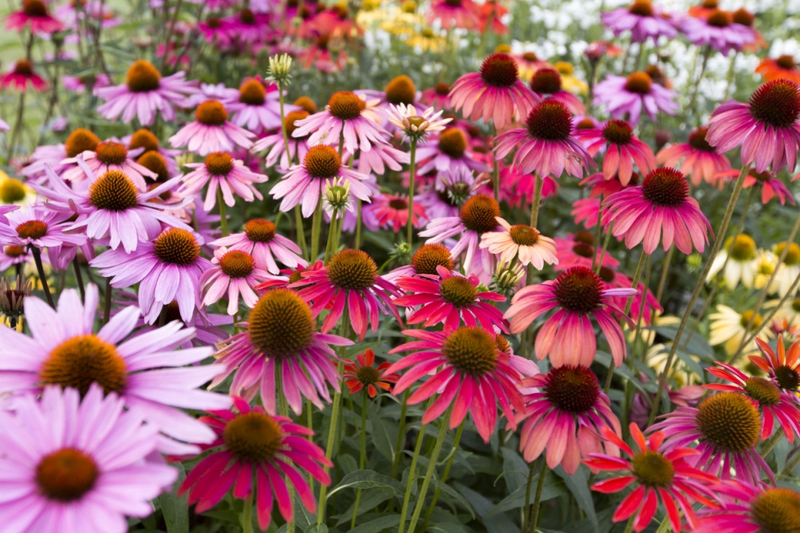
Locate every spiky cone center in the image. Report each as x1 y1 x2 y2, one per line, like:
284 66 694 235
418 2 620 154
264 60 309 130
543 365 600 413
89 170 139 211
688 127 714 152
510 224 540 246
284 110 310 137
1 178 26 204
572 242 595 258
435 82 450 95
385 75 417 105
443 327 498 376
750 488 800 533
554 267 603 313
624 72 653 95
480 53 519 87
732 7 755 25
641 167 688 206
125 59 161 93
749 80 800 128
526 101 573 141
356 365 380 386
444 0 463 5
16 220 47 240
599 266 616 283
195 100 228 126
775 242 800 266
239 8 255 24
244 219 276 243
706 9 732 27
204 152 234 176
744 376 781 406
739 310 763 329
220 250 255 278
777 55 797 70
294 96 317 114
154 228 200 266
601 119 634 145
632 450 675 487
775 365 800 391
224 411 284 463
40 334 128 396
36 448 99 502
385 196 408 210
248 289 315 357
304 145 341 179
327 249 377 291
95 141 128 166
459 194 500 234
137 150 169 182
437 128 468 158
4 245 25 257
530 68 562 95
628 0 653 16
328 91 366 120
22 0 48 16
412 244 454 275
129 129 160 153
239 79 266 106
440 276 477 307
14 59 33 76
495 334 511 354
574 231 595 245
725 234 757 261
64 128 100 158
522 51 539 62
696 392 761 452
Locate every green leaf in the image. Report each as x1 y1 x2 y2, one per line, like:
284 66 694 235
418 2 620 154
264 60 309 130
430 479 476 518
454 483 520 533
327 470 404 498
348 514 401 533
157 464 189 533
501 448 530 495
554 465 598 533
484 470 566 517
303 525 328 533
369 403 398 463
594 351 651 395
335 488 395 526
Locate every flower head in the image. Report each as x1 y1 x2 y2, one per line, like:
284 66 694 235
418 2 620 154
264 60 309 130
601 0 678 43
575 119 656 185
593 72 679 126
696 481 800 533
266 53 294 85
750 335 800 394
179 151 267 211
169 100 255 156
387 103 452 142
756 55 800 84
211 218 307 274
343 348 399 397
657 127 732 186
480 217 558 269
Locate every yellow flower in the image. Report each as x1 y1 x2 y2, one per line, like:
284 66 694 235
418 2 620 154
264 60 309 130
709 305 772 356
0 171 36 206
554 61 588 95
405 28 445 52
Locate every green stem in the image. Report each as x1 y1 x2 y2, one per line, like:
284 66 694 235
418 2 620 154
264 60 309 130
217 188 229 237
687 46 711 117
521 461 536 532
780 450 800 476
30 247 54 308
310 182 323 261
294 205 308 259
407 140 417 245
73 256 85 301
492 127 501 201
355 199 362 250
591 204 604 272
391 390 410 480
398 423 427 533
622 516 635 533
526 459 548 533
351 389 369 529
624 250 648 316
7 91 26 163
241 492 254 533
419 420 465 531
162 0 184 70
595 221 614 275
760 428 784 458
529 174 543 228
655 245 674 303
103 277 112 324
278 80 291 154
324 211 338 264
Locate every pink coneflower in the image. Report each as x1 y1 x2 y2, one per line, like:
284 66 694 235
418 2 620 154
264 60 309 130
62 73 110 94
554 232 621 271
384 243 455 283
505 266 636 367
575 119 656 185
200 247 272 315
363 193 427 233
449 53 539 130
421 82 453 110
603 167 713 255
394 266 508 332
0 207 86 258
529 68 586 115
210 289 351 414
252 110 311 170
516 365 621 473
60 140 156 189
750 335 800 394
300 32 347 73
293 249 403 340
226 78 295 134
680 9 754 55
499 165 559 209
91 227 211 323
211 219 306 274
126 128 182 176
35 165 190 252
656 127 732 186
649 392 773 484
19 128 98 182
480 217 558 269
169 100 255 156
707 79 800 173
585 423 719 532
427 0 480 30
179 151 267 211
0 243 32 271
601 0 678 43
197 16 232 46
0 284 231 453
494 101 594 178
6 0 64 34
0 385 176 533
178 396 331 530
222 8 271 45
599 266 662 326
0 59 47 92
593 72 679 126
387 326 524 442
95 59 196 126
695 481 800 533
719 168 796 205
414 167 485 219
416 127 489 176
343 348 399 397
572 172 637 229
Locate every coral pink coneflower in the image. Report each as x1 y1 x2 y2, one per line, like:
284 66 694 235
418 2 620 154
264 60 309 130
479 217 558 269
343 348 399 398
169 100 255 156
427 0 480 30
575 119 656 185
505 266 636 367
572 172 639 229
656 127 732 186
529 67 586 115
554 232 621 271
363 193 427 233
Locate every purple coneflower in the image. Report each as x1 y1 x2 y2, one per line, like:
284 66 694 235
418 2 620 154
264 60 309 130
226 78 296 134
179 151 267 211
680 9 755 56
169 100 255 156
593 72 679 126
251 110 311 170
695 481 800 533
416 127 489 176
383 243 455 283
601 0 678 43
211 218 306 274
201 247 271 315
60 139 156 190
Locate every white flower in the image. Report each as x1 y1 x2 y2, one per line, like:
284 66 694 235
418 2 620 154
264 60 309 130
387 104 451 142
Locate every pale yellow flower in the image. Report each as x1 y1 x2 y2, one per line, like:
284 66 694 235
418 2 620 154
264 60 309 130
709 305 772 356
0 171 36 206
405 28 445 52
554 61 588 95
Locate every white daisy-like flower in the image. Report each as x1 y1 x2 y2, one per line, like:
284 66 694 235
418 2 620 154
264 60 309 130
706 234 759 289
772 241 800 296
387 103 451 143
709 304 773 355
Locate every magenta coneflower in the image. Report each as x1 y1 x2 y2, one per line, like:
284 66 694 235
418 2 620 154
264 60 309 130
494 100 594 178
0 385 176 533
593 72 679 126
554 232 621 271
656 127 732 186
505 266 636 367
649 392 773 484
0 284 231 454
394 266 508 332
387 326 524 442
363 193 427 233
695 481 800 533
601 0 678 43
252 110 311 170
343 348 399 397
211 218 306 274
585 423 719 532
200 247 271 315
210 289 351 414
421 82 453 110
680 9 755 56
498 165 559 209
706 79 800 173
603 167 713 255
179 151 267 211
6 0 64 34
575 119 656 185
449 53 539 130
61 139 156 189
91 227 211 323
480 217 558 269
420 194 501 277
720 168 797 205
416 127 489 176
516 365 621 474
178 396 331 531
529 68 585 115
572 172 636 229
293 249 403 340
0 59 47 92
169 100 255 156
226 78 295 134
427 0 480 30
95 59 196 126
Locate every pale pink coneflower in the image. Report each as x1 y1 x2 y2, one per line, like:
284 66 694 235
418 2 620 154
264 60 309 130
211 218 307 274
179 151 267 211
251 110 311 170
60 140 156 190
480 217 558 269
169 100 255 156
200 247 272 315
593 72 679 126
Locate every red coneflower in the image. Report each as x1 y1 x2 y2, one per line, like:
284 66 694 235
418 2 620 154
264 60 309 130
343 348 399 397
